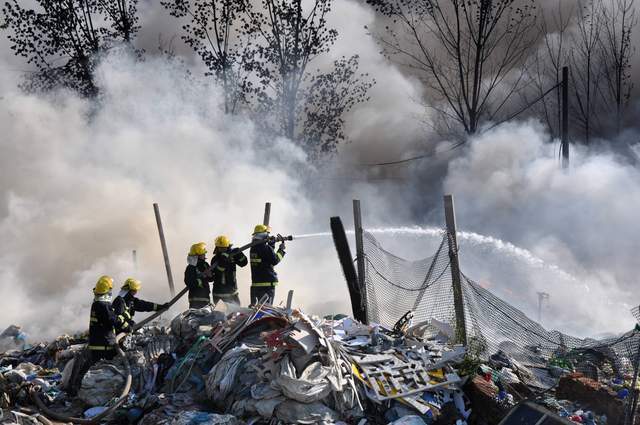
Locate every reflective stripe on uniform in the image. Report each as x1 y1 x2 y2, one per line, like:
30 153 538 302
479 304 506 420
216 266 225 271
276 251 283 260
88 345 113 351
251 282 278 287
189 297 210 302
89 317 98 323
250 258 262 264
197 278 203 288
123 310 132 320
211 291 239 297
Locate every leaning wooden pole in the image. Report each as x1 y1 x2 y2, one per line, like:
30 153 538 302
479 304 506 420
444 195 467 346
353 200 368 323
153 203 176 297
561 66 570 169
263 202 271 226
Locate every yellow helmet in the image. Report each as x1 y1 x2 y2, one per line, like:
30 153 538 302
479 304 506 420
214 235 231 248
253 224 271 235
94 275 114 295
189 242 207 256
122 278 142 291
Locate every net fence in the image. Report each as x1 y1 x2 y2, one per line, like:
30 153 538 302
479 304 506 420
362 229 640 386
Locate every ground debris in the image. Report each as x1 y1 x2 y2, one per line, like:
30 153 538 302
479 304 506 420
1 305 633 425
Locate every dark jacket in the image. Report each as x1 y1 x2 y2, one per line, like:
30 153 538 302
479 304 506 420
88 297 118 351
184 258 212 305
112 292 159 333
250 239 285 286
211 248 248 296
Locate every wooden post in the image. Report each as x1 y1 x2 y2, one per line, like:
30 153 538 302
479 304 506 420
353 200 367 322
330 216 367 323
286 290 294 311
153 203 176 297
562 66 570 169
263 202 271 226
444 195 467 346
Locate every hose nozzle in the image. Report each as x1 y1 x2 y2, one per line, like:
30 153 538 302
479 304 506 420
270 234 293 243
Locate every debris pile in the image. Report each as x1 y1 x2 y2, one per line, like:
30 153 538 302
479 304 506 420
0 306 635 424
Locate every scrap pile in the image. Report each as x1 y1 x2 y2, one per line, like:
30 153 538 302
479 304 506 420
0 304 474 424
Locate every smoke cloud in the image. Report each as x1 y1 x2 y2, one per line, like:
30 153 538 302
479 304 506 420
2 0 640 343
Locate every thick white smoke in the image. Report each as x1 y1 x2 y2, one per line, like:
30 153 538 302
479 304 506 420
443 121 640 336
0 52 352 340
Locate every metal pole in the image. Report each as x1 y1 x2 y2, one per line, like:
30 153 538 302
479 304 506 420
263 202 271 226
562 66 570 169
353 200 368 323
444 195 467 346
153 203 175 297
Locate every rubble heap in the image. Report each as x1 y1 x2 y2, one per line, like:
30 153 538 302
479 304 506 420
0 303 635 424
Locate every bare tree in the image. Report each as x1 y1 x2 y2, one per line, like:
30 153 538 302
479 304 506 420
1 0 140 96
599 0 636 135
570 0 605 144
526 1 574 139
243 0 373 156
366 0 538 136
162 0 254 114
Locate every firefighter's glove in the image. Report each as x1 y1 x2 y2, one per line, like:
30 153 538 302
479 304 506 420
278 242 286 252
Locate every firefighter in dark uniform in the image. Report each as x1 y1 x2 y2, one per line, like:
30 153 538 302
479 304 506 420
112 278 169 333
184 242 213 308
211 235 248 305
249 224 285 305
88 275 118 362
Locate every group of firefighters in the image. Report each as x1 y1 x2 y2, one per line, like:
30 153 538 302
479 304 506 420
88 224 287 362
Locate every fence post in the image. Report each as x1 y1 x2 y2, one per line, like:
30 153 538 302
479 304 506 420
153 203 176 297
330 216 367 323
562 66 570 169
353 200 368 322
263 202 271 226
444 195 467 346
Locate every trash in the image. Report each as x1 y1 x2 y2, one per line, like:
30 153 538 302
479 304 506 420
276 358 332 403
170 411 241 425
78 361 126 406
274 400 340 424
171 306 226 341
387 415 428 425
84 406 109 418
3 301 616 425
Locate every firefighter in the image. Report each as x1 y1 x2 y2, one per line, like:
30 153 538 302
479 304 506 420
88 275 118 362
112 278 169 333
184 242 213 308
211 235 248 305
249 224 285 305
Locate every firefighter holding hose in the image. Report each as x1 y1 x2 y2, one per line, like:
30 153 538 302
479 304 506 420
112 278 169 333
211 235 248 305
184 242 213 308
88 275 119 362
249 224 286 305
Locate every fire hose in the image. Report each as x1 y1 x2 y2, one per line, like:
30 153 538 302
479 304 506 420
133 234 292 330
30 332 132 424
31 233 293 423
